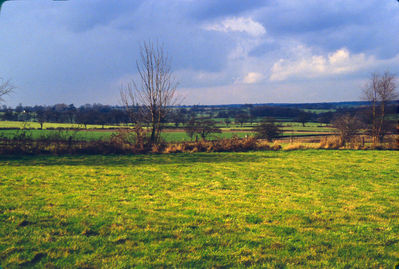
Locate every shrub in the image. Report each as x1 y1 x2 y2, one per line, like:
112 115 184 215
331 114 363 146
284 143 307 151
389 135 399 150
253 118 282 142
319 136 342 149
162 137 280 153
184 117 222 141
271 141 282 151
283 143 320 151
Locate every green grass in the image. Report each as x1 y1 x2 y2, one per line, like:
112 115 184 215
0 121 334 142
0 128 324 144
163 131 250 142
0 150 398 268
303 109 336 114
0 129 251 142
280 122 333 132
0 119 254 142
0 129 113 141
0 120 124 129
221 122 333 133
0 120 333 132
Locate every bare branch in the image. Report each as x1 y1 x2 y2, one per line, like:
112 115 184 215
361 71 398 144
0 78 14 103
120 40 179 144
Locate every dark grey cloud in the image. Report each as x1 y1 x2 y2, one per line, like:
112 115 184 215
262 2 375 35
258 1 399 57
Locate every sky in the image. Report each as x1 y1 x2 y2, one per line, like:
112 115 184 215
0 0 398 107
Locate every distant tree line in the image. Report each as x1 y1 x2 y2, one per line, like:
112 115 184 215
1 101 396 130
0 104 130 128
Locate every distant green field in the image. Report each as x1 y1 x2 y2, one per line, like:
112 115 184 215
0 128 326 144
303 109 336 114
0 120 333 133
0 129 251 142
280 122 333 133
0 121 123 129
0 120 334 143
0 151 398 268
163 131 250 142
0 129 112 141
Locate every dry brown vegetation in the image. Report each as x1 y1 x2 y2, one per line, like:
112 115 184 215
161 137 281 153
283 135 399 151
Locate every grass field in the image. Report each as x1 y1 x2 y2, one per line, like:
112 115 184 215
303 109 336 114
1 150 398 268
0 129 251 142
0 121 121 130
0 129 324 144
0 120 333 143
0 120 332 131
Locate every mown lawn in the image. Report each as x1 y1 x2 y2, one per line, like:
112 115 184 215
0 150 398 268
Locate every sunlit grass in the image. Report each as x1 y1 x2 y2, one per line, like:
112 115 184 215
0 150 398 267
0 120 334 143
0 120 123 129
1 120 333 132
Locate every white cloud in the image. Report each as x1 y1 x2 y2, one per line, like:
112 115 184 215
203 17 266 37
242 72 264 84
269 47 376 81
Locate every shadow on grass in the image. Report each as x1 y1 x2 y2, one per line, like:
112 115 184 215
0 151 278 167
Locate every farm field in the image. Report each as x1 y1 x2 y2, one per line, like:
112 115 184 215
0 129 251 142
0 150 398 268
0 121 120 130
0 120 334 142
0 128 326 143
0 120 332 130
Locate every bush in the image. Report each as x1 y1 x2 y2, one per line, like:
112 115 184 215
283 143 320 151
162 137 281 153
331 114 363 146
184 117 222 141
253 118 282 142
319 136 342 149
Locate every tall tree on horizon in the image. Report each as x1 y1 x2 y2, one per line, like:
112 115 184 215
0 78 14 103
120 40 179 145
362 72 398 144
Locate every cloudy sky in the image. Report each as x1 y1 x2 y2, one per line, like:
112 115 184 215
0 0 398 106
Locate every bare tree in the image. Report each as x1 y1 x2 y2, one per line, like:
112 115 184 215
121 41 179 144
235 112 249 127
331 114 363 146
184 117 222 141
184 117 197 141
253 117 282 142
224 118 231 127
120 83 139 124
362 72 398 144
0 78 14 103
295 111 312 127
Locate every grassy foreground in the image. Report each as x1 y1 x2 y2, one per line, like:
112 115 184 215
0 151 398 268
